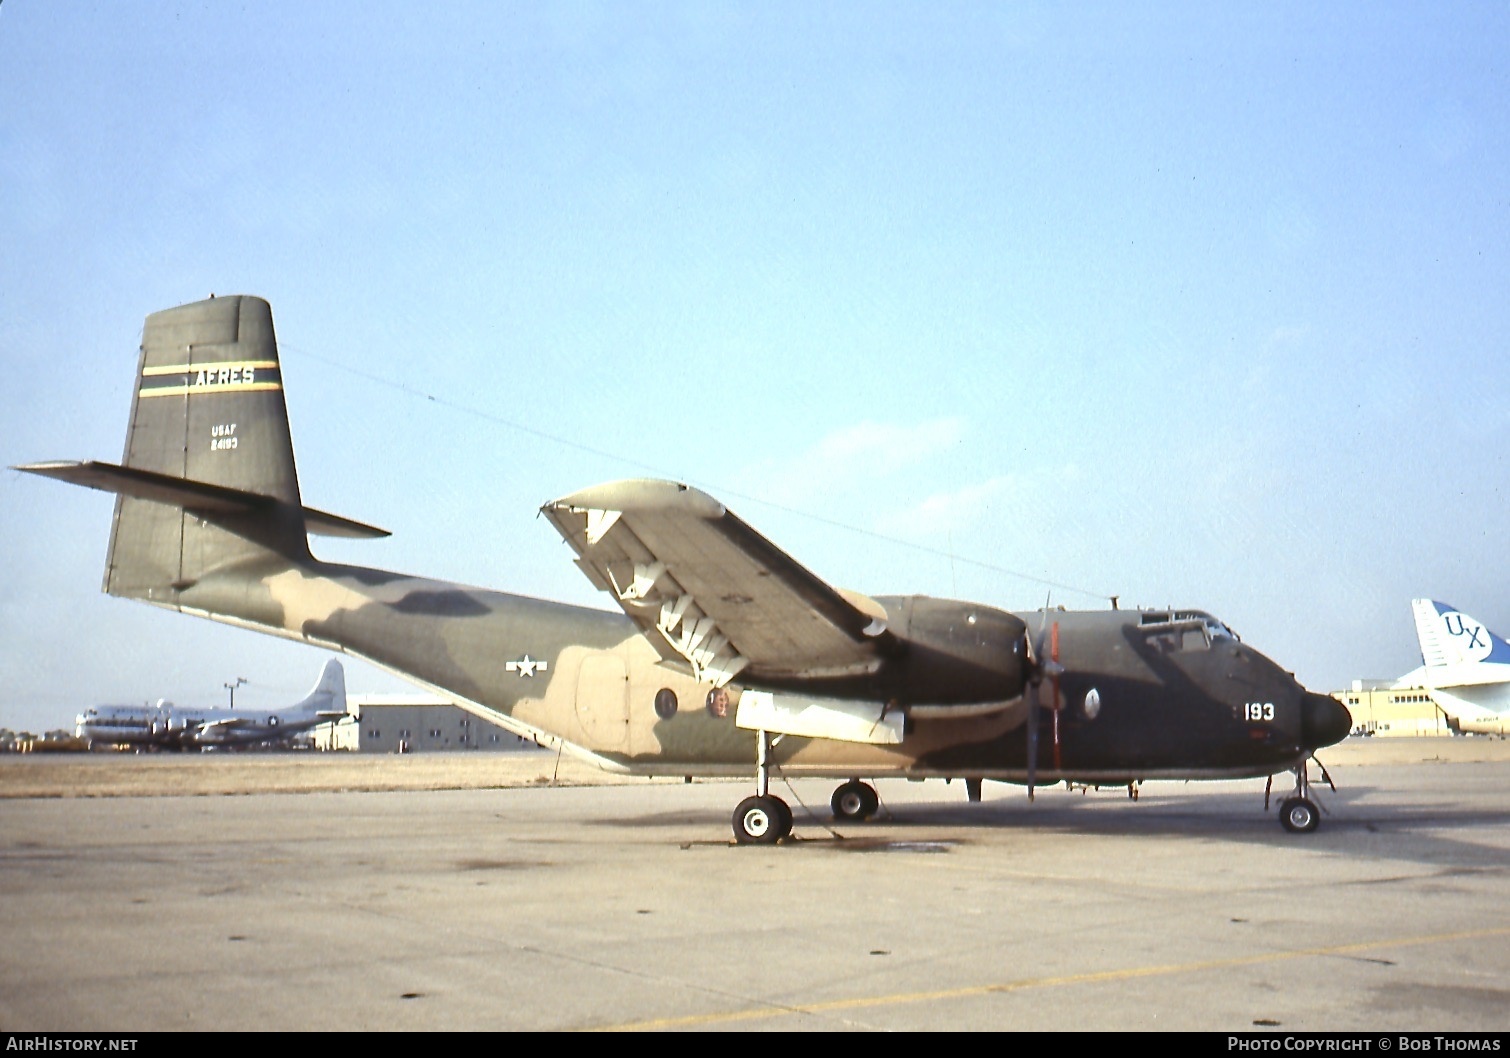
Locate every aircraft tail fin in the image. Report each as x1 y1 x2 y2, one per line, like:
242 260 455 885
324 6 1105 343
16 296 386 605
1411 599 1510 670
299 658 348 718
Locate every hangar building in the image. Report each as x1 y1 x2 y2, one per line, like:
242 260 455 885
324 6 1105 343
352 694 543 754
1333 680 1453 737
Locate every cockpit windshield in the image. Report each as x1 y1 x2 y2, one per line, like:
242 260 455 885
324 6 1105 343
1188 611 1237 641
1137 609 1239 650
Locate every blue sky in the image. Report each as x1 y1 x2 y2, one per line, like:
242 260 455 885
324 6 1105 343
2 2 1506 733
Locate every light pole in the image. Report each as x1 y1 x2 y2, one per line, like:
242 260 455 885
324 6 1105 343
225 677 247 709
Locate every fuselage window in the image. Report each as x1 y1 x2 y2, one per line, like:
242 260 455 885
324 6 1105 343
654 688 678 719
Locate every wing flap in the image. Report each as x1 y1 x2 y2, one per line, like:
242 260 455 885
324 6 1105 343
542 479 893 685
735 690 904 745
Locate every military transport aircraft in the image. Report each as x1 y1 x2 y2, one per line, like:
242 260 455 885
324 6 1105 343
76 659 348 750
16 295 1352 841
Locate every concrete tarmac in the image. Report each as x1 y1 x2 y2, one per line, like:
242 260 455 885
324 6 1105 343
2 739 1508 1032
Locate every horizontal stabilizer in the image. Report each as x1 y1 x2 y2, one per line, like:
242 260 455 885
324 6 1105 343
15 461 389 540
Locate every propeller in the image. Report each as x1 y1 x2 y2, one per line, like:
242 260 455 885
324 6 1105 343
1024 605 1064 803
1050 619 1063 773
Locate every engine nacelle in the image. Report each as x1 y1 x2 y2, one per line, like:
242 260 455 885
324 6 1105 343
873 595 1028 706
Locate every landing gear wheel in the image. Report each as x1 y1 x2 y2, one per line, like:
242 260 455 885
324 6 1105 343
733 795 791 844
1279 796 1319 834
772 797 793 836
831 780 879 821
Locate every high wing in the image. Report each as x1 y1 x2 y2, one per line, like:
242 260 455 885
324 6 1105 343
541 479 895 687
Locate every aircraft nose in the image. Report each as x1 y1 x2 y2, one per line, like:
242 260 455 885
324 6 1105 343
1301 691 1351 750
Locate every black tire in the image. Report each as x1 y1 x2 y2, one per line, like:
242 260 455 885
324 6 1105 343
831 780 878 821
857 781 879 817
1279 796 1319 834
733 795 790 844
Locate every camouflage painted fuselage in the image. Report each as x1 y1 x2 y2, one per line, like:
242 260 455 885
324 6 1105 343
167 553 1339 784
21 294 1350 789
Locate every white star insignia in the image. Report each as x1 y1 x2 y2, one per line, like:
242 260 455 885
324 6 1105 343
507 655 548 678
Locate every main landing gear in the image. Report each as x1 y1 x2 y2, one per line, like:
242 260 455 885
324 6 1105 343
1266 755 1335 834
831 779 879 821
730 731 885 843
732 794 792 844
732 729 793 845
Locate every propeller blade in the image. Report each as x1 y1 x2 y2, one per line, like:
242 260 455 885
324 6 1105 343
1051 620 1062 772
1027 604 1049 801
1026 672 1038 802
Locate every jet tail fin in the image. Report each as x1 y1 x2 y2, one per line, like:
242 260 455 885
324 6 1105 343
14 296 386 604
1411 599 1510 670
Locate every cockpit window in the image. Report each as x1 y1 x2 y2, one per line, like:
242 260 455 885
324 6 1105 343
1137 610 1239 651
1183 612 1236 641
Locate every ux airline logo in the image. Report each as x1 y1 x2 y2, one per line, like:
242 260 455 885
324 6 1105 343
1443 611 1490 660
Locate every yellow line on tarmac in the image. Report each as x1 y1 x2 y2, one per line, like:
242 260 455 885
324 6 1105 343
593 925 1510 1032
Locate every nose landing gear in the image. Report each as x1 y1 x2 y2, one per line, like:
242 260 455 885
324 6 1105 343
1266 756 1335 834
1279 795 1318 833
